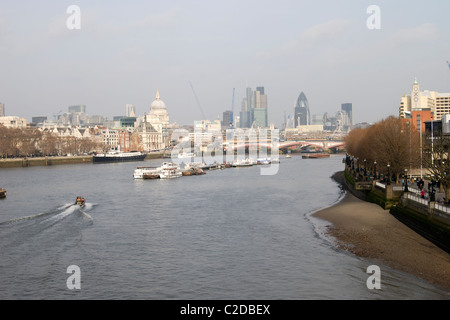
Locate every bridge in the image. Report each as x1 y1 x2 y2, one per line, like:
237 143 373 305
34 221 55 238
225 140 345 151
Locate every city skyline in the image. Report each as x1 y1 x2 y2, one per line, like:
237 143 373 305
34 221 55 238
1 1 450 127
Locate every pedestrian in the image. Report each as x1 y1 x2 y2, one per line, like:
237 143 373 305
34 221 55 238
430 191 436 202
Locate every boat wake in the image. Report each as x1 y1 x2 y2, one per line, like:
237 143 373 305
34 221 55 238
0 202 96 283
0 202 94 227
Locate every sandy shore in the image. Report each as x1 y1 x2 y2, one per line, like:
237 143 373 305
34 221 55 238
313 172 450 292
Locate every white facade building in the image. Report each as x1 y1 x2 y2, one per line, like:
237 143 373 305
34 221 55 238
400 77 450 121
0 116 27 128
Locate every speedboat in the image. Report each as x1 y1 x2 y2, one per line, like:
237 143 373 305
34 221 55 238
75 196 86 208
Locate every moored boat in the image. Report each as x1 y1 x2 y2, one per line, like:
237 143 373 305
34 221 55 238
94 150 146 163
302 153 330 159
134 166 161 179
159 162 182 179
257 158 271 165
0 188 6 199
232 159 254 167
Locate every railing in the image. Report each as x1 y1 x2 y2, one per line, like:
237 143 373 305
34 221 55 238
405 192 428 206
432 202 450 214
407 186 421 195
375 182 385 189
405 192 450 215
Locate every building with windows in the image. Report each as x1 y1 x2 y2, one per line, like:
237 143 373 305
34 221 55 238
126 104 136 117
147 88 169 127
118 128 141 152
134 89 170 151
32 116 48 124
294 92 310 127
400 77 450 121
0 103 4 117
0 116 27 128
222 110 233 128
341 103 353 126
68 105 86 113
240 87 268 128
136 114 163 152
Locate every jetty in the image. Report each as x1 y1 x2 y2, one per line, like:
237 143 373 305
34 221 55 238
302 153 330 159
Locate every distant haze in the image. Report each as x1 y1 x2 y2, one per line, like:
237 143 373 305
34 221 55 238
1 0 449 127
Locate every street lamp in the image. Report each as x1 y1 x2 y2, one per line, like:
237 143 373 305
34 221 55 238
404 169 409 192
374 161 377 179
387 164 391 185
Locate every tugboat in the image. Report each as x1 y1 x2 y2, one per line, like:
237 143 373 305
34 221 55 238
0 188 6 199
75 196 86 208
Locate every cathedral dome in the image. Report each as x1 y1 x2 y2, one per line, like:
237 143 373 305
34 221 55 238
150 88 167 110
148 88 170 126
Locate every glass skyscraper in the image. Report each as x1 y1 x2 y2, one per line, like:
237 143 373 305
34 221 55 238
240 87 268 128
294 92 310 127
341 103 353 125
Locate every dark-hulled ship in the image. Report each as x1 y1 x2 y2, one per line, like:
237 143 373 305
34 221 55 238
93 151 147 163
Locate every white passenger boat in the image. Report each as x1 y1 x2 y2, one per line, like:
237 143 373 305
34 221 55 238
257 158 271 165
232 159 254 167
159 162 182 179
133 166 161 179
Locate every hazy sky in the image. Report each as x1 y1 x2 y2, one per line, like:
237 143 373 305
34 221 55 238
1 0 450 127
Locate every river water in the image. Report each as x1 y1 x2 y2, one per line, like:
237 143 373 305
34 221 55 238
0 155 448 300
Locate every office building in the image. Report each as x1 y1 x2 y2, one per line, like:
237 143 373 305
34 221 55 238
0 116 27 128
240 86 268 128
68 105 86 113
294 92 310 127
222 110 233 128
126 104 136 117
341 103 353 125
32 116 47 124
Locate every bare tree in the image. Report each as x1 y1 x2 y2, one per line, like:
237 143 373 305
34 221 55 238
344 116 421 182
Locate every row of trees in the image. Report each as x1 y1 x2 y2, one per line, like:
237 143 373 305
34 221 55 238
345 116 421 181
345 116 450 201
0 125 104 158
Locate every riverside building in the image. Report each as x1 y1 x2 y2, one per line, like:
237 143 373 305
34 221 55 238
400 77 450 122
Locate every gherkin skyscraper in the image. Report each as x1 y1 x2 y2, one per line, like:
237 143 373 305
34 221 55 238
294 92 310 127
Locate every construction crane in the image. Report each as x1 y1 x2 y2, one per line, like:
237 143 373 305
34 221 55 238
53 110 62 121
189 81 206 120
230 88 235 128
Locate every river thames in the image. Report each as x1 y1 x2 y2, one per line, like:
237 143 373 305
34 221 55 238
0 155 448 299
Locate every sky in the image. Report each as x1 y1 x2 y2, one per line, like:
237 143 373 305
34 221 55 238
1 0 450 127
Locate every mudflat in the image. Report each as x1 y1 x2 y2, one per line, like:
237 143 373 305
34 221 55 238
314 173 450 292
